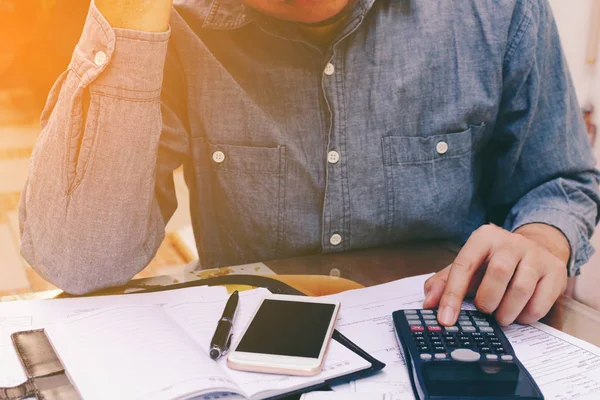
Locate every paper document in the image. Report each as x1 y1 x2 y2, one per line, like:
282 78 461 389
505 323 600 399
322 274 600 400
300 392 385 399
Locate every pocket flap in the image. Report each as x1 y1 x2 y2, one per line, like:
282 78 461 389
194 138 284 174
382 124 483 165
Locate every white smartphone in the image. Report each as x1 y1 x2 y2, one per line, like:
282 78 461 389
227 294 341 376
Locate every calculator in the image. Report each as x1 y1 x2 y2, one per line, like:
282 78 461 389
392 309 544 400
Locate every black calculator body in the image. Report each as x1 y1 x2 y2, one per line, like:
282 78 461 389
392 309 544 400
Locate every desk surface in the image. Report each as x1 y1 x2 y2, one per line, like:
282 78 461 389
3 242 600 347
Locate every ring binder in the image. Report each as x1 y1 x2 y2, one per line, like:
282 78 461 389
3 330 79 400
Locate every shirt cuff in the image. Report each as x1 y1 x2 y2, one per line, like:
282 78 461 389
504 207 594 276
68 1 171 98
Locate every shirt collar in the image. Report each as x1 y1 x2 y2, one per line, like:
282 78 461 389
199 0 254 29
198 0 385 30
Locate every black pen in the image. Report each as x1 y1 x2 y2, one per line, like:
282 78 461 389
209 290 239 360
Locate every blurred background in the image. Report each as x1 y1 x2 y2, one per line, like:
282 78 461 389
1 1 599 309
0 0 87 124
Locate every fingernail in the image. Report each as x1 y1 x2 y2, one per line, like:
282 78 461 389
439 306 455 325
423 293 431 306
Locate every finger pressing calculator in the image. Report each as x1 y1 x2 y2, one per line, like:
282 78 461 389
392 309 544 400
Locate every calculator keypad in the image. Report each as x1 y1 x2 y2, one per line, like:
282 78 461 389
404 309 510 362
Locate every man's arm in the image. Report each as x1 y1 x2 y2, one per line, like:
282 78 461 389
95 0 171 32
19 1 187 295
424 0 600 326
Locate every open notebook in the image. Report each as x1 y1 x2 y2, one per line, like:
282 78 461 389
44 289 374 400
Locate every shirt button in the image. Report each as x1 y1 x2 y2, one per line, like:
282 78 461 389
94 51 107 67
324 63 335 76
327 151 340 164
436 141 449 155
330 234 342 246
212 151 226 164
329 268 342 277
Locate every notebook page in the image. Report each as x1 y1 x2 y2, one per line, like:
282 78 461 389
166 289 372 400
45 305 242 400
166 288 272 352
0 285 228 388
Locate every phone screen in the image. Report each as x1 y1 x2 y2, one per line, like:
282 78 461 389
235 299 336 359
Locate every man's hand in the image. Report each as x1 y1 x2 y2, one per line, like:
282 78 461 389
423 224 570 327
95 0 172 32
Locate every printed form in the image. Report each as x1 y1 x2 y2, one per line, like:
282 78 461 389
323 274 600 400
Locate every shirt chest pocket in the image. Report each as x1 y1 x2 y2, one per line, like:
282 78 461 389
191 137 287 264
381 124 484 241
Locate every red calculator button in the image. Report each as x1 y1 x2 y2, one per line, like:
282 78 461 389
428 326 442 332
410 326 425 332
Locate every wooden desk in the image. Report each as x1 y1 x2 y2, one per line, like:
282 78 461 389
3 242 600 348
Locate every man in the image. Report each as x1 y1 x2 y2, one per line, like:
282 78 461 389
19 0 600 329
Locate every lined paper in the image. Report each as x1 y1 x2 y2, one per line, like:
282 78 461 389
46 305 240 400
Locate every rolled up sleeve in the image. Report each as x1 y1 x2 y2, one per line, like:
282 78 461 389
69 3 170 95
503 180 598 276
19 1 187 294
488 0 600 275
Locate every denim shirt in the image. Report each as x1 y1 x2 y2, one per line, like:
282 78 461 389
19 0 600 294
